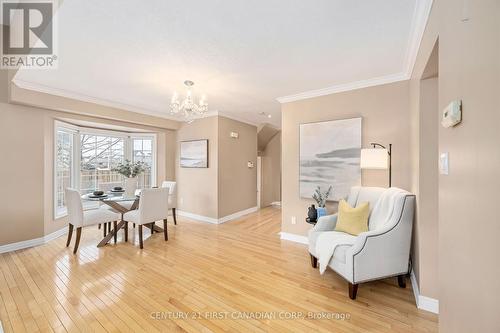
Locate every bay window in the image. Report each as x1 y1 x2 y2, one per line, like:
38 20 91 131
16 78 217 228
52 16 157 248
54 121 157 218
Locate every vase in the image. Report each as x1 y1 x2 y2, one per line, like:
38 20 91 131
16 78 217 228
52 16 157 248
124 177 138 197
316 207 327 218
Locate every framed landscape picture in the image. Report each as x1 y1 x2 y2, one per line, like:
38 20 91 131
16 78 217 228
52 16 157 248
299 117 361 201
180 139 209 168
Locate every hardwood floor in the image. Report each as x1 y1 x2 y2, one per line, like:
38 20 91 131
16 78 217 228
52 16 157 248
0 207 437 332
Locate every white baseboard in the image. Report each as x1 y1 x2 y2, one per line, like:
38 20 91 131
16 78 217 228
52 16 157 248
218 206 258 224
410 270 439 314
176 210 219 224
0 227 67 254
271 201 281 206
279 232 308 245
177 206 259 225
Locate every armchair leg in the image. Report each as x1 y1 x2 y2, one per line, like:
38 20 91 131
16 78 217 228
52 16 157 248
172 208 177 225
348 283 358 300
66 224 74 247
398 275 406 288
124 221 128 242
309 254 318 268
138 225 143 249
73 227 82 254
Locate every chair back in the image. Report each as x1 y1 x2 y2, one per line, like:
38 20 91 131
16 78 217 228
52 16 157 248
347 186 413 231
65 188 84 227
161 181 177 195
138 188 169 223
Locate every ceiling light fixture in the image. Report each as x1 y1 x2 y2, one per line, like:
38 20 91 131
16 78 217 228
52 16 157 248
170 80 208 122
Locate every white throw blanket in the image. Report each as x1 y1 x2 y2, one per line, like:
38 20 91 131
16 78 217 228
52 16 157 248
315 231 357 274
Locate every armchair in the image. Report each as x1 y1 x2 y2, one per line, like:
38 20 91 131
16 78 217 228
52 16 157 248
308 186 415 299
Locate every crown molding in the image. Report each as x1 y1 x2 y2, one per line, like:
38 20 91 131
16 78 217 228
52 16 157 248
404 0 434 77
205 110 260 127
276 72 408 104
12 79 264 127
277 0 433 104
12 78 183 122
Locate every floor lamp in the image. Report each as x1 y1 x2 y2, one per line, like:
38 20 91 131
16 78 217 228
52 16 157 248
360 143 392 187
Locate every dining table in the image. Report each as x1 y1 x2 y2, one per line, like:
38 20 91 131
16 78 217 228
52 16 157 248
81 191 164 247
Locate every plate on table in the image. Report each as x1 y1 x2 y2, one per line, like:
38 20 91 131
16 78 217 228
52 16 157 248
88 194 108 199
110 189 125 193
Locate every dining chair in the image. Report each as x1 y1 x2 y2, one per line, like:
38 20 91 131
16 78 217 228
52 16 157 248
161 181 177 225
65 188 121 254
123 188 169 249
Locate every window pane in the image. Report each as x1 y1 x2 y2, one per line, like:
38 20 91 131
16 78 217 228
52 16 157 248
55 130 73 217
80 134 125 209
132 138 153 189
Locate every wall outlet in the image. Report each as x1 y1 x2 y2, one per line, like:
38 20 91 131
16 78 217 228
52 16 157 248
291 216 296 225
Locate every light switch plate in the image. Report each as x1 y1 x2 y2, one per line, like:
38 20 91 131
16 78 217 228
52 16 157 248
291 216 296 225
440 153 449 175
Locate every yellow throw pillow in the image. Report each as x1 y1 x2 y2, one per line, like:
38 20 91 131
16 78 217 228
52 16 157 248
334 200 370 236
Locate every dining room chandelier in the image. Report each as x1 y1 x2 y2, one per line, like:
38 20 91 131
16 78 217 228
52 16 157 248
170 80 208 121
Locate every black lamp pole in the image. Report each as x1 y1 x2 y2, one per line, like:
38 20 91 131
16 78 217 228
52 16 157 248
370 142 392 187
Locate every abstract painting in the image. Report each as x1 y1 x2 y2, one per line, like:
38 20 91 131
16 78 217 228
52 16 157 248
299 117 361 201
180 140 208 168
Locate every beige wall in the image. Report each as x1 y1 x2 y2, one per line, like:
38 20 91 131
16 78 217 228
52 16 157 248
218 116 257 217
281 80 410 236
176 116 219 219
410 0 500 331
176 116 258 219
260 132 281 207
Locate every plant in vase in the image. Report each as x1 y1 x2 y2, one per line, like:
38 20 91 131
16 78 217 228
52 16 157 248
312 185 333 218
112 160 148 196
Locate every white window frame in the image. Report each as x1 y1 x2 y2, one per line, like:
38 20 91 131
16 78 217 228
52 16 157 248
54 120 157 219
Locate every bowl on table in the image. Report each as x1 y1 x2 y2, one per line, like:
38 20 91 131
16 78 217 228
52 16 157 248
92 190 105 196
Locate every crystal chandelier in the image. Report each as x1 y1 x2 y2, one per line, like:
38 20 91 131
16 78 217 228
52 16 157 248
170 80 208 121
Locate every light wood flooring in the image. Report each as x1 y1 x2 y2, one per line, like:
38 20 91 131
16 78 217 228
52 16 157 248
0 207 438 332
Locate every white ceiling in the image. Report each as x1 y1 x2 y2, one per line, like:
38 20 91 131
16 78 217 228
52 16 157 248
14 0 430 127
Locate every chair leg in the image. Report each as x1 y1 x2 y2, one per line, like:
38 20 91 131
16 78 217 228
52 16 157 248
108 222 111 233
172 208 177 225
103 223 107 237
124 221 128 242
113 221 118 244
309 254 318 268
138 225 143 249
398 275 406 288
98 223 101 230
66 224 74 247
348 283 358 300
73 227 82 254
150 222 155 234
163 219 168 241
133 223 136 228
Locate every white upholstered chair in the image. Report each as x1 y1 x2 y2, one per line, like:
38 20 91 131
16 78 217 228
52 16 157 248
123 188 169 249
161 181 177 225
308 186 415 299
65 188 121 254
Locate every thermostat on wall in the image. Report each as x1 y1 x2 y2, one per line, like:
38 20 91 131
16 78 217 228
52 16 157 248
441 100 462 128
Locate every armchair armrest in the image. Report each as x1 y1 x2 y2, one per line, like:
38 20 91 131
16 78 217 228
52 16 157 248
312 214 338 232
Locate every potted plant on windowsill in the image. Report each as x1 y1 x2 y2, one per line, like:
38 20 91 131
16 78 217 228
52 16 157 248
112 160 147 197
312 185 333 219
